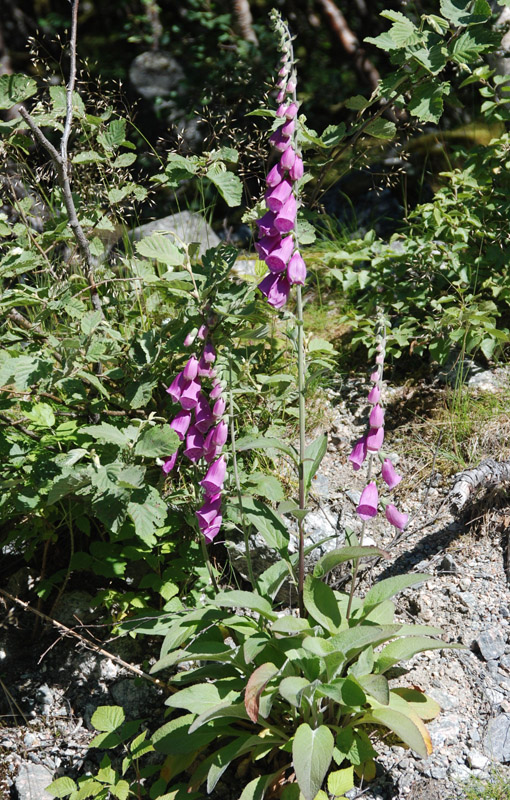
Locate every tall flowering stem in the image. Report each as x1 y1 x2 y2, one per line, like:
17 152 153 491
257 11 307 613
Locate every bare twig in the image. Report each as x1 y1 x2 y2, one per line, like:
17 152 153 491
449 459 510 513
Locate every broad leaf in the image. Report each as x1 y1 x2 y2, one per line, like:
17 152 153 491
152 713 221 754
82 423 131 447
391 688 441 720
365 119 396 139
356 674 390 705
166 681 241 714
189 702 249 733
45 777 77 798
135 234 185 266
303 576 341 633
206 165 243 207
375 636 462 672
245 663 278 722
279 676 311 707
134 424 180 458
303 434 327 497
91 705 125 732
363 574 430 613
327 766 354 798
127 486 167 545
236 434 298 463
213 590 278 621
0 74 37 108
360 707 432 757
292 723 334 800
313 546 388 578
235 496 289 553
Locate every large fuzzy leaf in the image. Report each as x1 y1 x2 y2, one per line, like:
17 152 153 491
292 724 334 800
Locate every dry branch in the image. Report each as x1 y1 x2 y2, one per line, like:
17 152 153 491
233 0 259 45
449 459 510 513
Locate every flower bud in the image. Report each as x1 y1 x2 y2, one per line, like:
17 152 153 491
289 154 304 181
366 426 384 452
280 146 296 171
385 503 408 530
182 355 199 382
367 386 380 404
356 482 378 520
287 251 306 285
369 404 384 429
382 459 402 490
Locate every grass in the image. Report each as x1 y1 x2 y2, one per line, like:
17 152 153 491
462 767 510 800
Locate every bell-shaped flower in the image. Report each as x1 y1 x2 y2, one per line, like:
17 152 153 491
276 102 288 118
212 420 228 447
280 146 296 171
369 404 384 429
204 444 222 463
278 65 288 77
210 381 223 400
197 353 214 377
166 372 185 403
183 330 197 347
202 516 223 543
276 77 285 89
256 211 278 238
269 127 291 152
200 455 227 496
370 369 380 383
255 233 281 261
367 386 380 404
286 79 296 93
195 393 214 433
266 162 285 188
366 426 384 452
196 493 222 530
382 459 402 490
266 179 293 213
179 378 202 410
213 396 226 418
266 234 294 272
182 355 199 382
385 503 408 531
170 409 192 441
289 154 304 181
287 251 306 285
184 426 205 462
276 89 285 103
280 118 295 138
375 353 384 365
356 481 378 521
197 324 208 340
258 272 291 308
349 435 367 471
202 345 215 366
285 102 299 119
274 194 297 233
162 452 178 474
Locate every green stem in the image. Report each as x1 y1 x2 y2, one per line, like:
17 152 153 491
296 285 306 616
200 534 219 593
229 356 258 591
346 453 374 620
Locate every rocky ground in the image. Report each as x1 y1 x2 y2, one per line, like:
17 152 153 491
1 366 510 800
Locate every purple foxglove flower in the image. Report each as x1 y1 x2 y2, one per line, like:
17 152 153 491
204 426 215 452
204 444 222 463
278 65 288 77
349 435 367 471
179 378 202 410
287 250 306 285
370 369 380 383
285 102 299 119
183 355 199 381
286 79 296 93
197 354 214 377
366 426 384 452
255 233 281 260
289 154 304 181
276 89 285 103
203 343 216 363
258 272 291 308
266 162 285 188
184 426 205 462
196 493 222 529
269 127 291 152
213 396 226 418
266 179 293 213
256 211 278 237
274 194 297 233
280 118 295 138
162 452 178 474
202 516 223 543
382 459 402 490
210 381 223 400
212 420 228 447
357 481 378 521
197 324 208 340
276 77 285 89
195 393 214 433
385 503 408 531
170 409 192 441
369 404 384 428
200 455 227 496
266 234 294 272
276 102 288 118
375 354 384 365
367 386 380 404
183 330 196 347
280 146 296 171
166 372 185 403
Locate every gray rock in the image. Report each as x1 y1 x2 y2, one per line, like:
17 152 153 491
467 749 489 770
231 258 257 278
35 684 53 710
129 51 184 101
110 679 157 719
438 554 460 574
131 211 220 259
429 713 461 747
53 591 98 627
14 762 53 800
428 688 459 711
484 714 510 762
476 628 507 661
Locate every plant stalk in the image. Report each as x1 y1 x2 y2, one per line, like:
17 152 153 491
296 285 306 616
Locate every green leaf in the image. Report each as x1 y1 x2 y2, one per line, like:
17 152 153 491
72 150 106 164
392 688 441 720
236 435 298 463
440 0 490 24
188 702 249 734
81 310 103 335
329 625 402 661
365 119 397 140
313 546 388 579
271 616 311 635
344 95 370 111
113 152 137 167
166 681 241 714
363 573 430 613
45 777 78 798
380 10 420 48
135 234 185 266
376 636 462 672
279 676 311 707
91 705 125 732
257 560 293 601
303 576 341 633
245 663 279 722
127 486 167 545
450 28 497 65
408 82 450 124
152 713 221 754
235 496 289 553
98 118 127 151
303 434 327 497
328 766 354 798
239 772 283 800
125 380 156 409
360 707 431 757
356 674 390 705
245 473 284 502
292 723 334 800
206 165 243 207
24 402 55 428
112 780 129 800
134 424 179 458
116 465 146 489
0 74 37 108
213 590 278 621
82 423 131 447
320 123 346 147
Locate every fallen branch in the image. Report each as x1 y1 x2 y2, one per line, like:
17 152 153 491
449 458 510 513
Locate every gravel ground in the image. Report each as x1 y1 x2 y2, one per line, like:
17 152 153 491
1 371 510 800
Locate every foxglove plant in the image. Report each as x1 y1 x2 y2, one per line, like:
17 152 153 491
162 326 228 546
